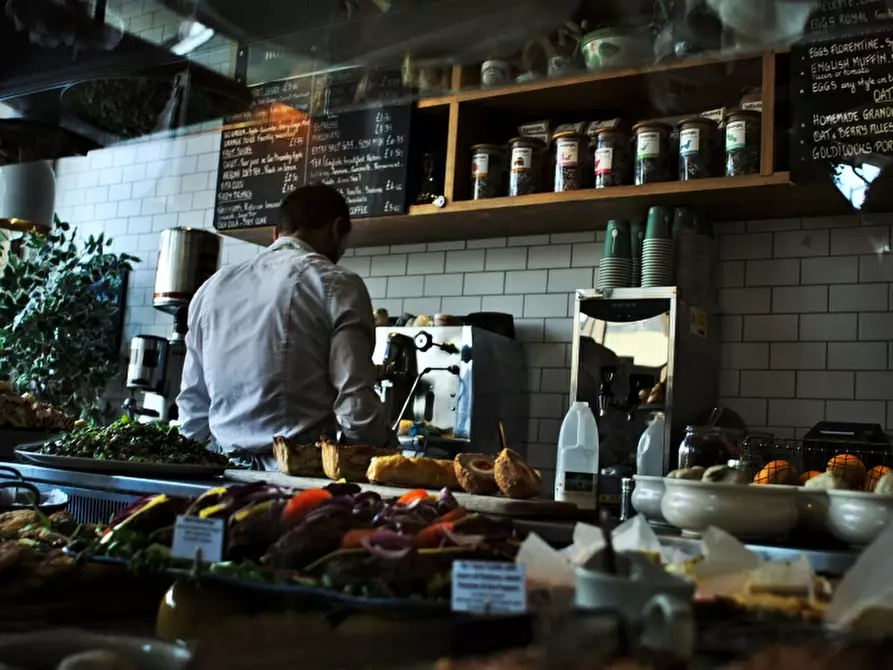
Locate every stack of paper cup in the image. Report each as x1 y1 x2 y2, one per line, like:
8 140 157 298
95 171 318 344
641 206 674 288
597 220 633 290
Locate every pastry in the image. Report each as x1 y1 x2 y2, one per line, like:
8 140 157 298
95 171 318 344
827 453 866 488
803 470 849 490
321 440 396 481
702 465 748 484
493 448 541 499
875 472 893 496
666 466 705 480
366 454 459 489
864 465 892 492
753 460 797 485
454 453 498 495
273 435 324 477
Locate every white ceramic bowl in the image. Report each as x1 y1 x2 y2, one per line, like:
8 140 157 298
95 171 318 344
632 475 666 521
795 489 830 534
661 479 798 540
826 489 893 546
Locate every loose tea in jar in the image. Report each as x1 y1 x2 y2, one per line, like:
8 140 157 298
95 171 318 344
508 136 545 196
724 110 761 176
632 121 672 185
593 128 631 188
470 144 506 200
677 117 719 180
552 131 591 192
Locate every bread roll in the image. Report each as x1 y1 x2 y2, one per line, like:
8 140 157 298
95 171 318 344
366 455 459 489
798 470 822 485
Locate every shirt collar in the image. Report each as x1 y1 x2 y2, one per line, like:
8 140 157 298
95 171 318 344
269 236 316 254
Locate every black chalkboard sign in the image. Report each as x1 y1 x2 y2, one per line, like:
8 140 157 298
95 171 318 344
791 2 893 183
214 77 313 230
213 71 411 231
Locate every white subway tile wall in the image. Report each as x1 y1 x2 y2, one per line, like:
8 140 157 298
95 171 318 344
53 135 893 493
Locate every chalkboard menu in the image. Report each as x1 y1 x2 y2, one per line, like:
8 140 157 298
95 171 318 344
791 1 893 183
214 72 411 231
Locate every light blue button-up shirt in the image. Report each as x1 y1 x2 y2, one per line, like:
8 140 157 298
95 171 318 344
177 236 396 455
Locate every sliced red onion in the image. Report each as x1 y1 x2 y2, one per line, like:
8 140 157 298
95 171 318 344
324 495 357 509
369 529 415 549
360 535 413 560
441 526 487 547
354 491 381 505
303 504 349 524
436 488 459 513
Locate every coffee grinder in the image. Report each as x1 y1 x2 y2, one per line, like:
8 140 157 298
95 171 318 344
124 227 221 423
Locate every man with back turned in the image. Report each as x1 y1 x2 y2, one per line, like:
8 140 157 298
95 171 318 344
178 183 396 469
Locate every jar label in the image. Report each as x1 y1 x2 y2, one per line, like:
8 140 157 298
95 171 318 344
472 153 489 178
511 147 533 172
595 147 614 174
636 131 661 158
556 139 579 167
726 121 747 151
679 128 700 155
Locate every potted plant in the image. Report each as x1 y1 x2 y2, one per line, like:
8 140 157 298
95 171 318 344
0 218 139 423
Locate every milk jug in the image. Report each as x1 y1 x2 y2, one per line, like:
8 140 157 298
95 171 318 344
554 401 599 509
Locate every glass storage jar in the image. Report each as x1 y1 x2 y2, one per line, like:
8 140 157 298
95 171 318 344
593 127 631 188
677 117 719 180
724 109 761 176
470 144 506 200
677 425 734 470
508 136 546 196
632 121 672 185
552 131 591 192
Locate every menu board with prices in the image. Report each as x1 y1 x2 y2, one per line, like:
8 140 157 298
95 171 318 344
214 78 313 231
307 105 410 218
214 72 411 231
791 0 893 183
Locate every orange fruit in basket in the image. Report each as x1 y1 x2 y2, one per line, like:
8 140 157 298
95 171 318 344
863 465 892 492
827 453 866 488
798 470 822 485
753 460 798 485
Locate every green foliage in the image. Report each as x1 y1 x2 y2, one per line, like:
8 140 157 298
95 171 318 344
0 218 139 422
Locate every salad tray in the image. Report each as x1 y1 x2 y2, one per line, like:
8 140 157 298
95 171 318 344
16 450 227 479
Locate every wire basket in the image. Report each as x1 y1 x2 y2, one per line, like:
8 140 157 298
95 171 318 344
740 433 892 488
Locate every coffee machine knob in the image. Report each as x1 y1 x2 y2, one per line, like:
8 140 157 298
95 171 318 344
413 331 433 352
460 345 472 363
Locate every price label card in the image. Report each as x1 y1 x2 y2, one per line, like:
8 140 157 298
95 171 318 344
451 561 526 614
171 515 224 563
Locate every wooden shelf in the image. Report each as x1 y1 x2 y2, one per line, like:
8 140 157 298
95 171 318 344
219 172 875 248
418 48 788 114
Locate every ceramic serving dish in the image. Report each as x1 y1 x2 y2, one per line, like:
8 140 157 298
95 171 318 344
631 475 665 522
580 26 654 72
0 630 191 669
825 489 893 546
661 479 798 540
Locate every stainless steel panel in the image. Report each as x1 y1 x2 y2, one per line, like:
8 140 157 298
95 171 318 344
570 288 719 475
154 227 221 312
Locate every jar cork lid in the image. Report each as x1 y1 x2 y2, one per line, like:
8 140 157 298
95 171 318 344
724 109 761 123
631 121 672 134
677 116 718 129
508 136 546 148
471 143 504 153
552 130 588 141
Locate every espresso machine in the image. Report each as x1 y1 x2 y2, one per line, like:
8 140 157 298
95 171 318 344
124 227 221 423
374 326 527 458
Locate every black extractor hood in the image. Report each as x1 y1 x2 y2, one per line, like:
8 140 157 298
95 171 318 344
0 0 252 164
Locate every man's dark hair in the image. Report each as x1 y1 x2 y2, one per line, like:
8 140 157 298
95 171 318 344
279 183 351 235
